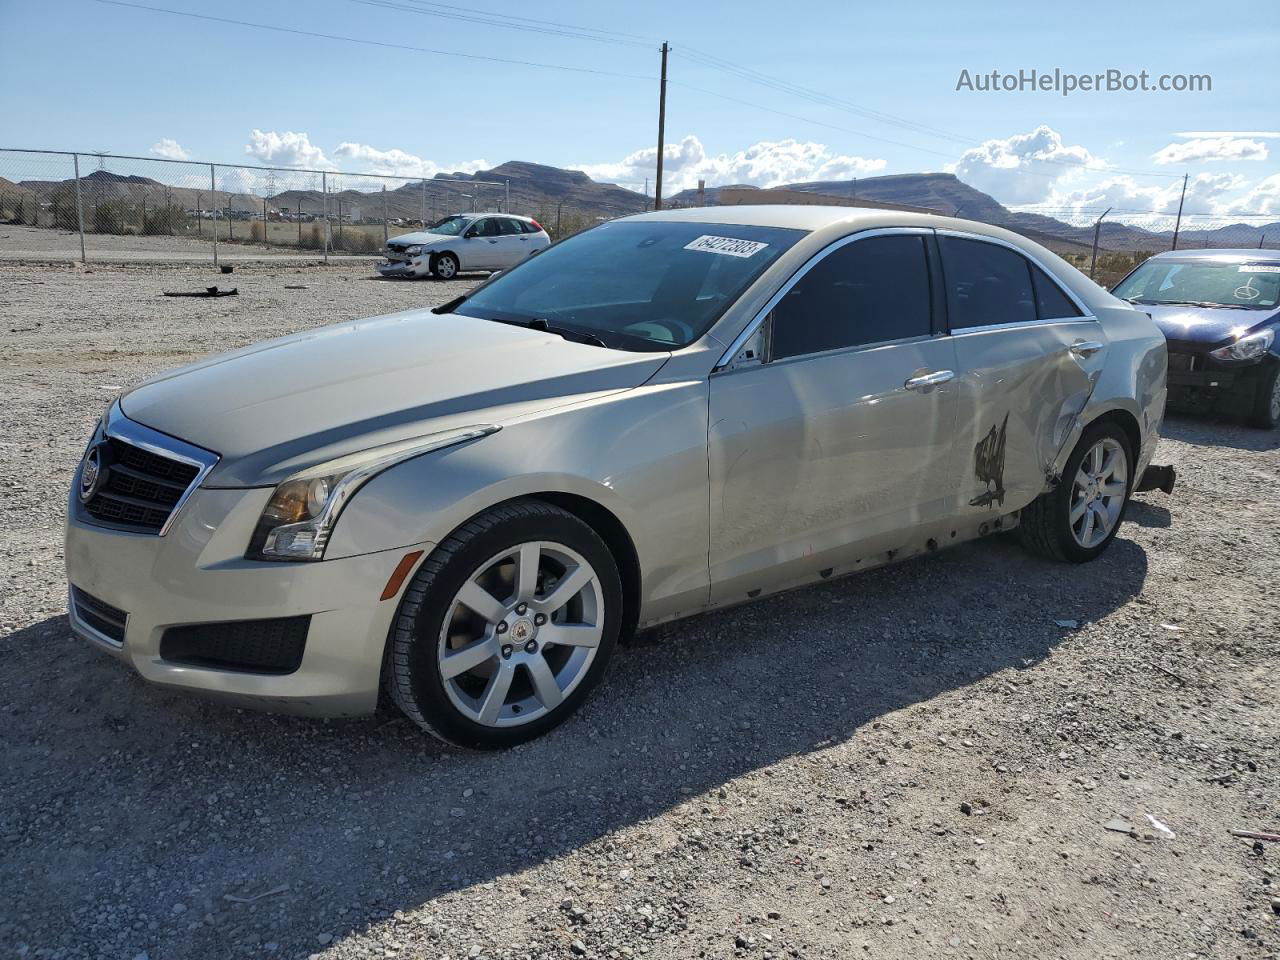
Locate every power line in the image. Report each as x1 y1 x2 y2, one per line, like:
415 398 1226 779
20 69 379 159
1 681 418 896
345 0 652 47
94 0 653 80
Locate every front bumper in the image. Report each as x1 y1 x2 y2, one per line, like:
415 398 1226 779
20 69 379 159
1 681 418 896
1166 352 1270 416
64 484 431 717
376 257 427 278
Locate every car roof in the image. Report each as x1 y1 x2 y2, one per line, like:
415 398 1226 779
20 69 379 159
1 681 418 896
1148 248 1280 262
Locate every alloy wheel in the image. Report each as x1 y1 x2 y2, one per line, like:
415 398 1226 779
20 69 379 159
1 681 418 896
438 541 603 728
1069 437 1128 549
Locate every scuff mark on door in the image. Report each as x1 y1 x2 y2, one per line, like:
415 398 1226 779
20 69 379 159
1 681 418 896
969 412 1009 508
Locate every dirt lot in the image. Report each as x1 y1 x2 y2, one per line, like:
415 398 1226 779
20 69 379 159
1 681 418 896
1 261 1277 960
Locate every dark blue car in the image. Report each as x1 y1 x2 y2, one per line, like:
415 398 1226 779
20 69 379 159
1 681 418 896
1112 249 1280 429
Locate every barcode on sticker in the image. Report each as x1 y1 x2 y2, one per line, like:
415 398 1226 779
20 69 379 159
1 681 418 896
1239 265 1280 273
684 235 768 258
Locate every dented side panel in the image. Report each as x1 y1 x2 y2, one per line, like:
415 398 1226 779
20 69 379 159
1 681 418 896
949 319 1108 513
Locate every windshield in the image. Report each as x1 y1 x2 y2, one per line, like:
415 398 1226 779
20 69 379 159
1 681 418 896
427 215 471 236
452 220 805 350
1113 259 1280 310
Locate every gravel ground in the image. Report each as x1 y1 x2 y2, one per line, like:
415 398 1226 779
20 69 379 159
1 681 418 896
2 262 1278 960
0 223 367 263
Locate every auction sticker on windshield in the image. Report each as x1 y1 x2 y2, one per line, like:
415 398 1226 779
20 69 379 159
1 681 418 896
684 235 769 258
1239 265 1280 273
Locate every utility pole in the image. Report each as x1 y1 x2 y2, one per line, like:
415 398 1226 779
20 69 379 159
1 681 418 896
1089 207 1112 280
382 185 389 246
1170 173 1188 251
505 178 510 213
653 41 669 211
420 179 427 226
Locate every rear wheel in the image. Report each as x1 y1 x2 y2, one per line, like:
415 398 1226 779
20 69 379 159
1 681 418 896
384 500 621 749
1246 365 1280 429
431 252 459 280
1019 421 1133 563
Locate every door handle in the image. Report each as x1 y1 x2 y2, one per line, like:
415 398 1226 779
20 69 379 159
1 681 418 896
1070 340 1104 357
487 239 499 244
903 369 956 392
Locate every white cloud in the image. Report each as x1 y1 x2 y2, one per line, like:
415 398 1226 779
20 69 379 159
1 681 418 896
149 138 190 162
1176 131 1280 139
1032 172 1249 224
331 142 488 180
244 129 332 169
575 135 885 194
1153 136 1268 165
1222 174 1280 216
947 125 1098 205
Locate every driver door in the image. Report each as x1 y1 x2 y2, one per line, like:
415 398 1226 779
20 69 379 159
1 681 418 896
460 217 502 270
708 229 960 602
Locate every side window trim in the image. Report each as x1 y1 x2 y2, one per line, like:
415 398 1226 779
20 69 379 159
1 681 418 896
935 228 1094 331
714 226 936 371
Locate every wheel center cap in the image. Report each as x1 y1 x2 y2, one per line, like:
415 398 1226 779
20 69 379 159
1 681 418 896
509 618 535 643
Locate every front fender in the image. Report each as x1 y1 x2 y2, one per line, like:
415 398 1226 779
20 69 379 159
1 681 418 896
324 379 713 623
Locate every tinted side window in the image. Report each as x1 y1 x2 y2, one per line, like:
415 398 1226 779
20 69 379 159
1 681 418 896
1029 263 1082 319
498 218 525 236
939 236 1036 329
771 234 932 360
470 218 496 237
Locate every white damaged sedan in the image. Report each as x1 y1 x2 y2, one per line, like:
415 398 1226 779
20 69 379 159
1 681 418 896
378 213 550 280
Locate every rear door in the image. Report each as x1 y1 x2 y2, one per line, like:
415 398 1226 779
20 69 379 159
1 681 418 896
937 232 1107 513
497 217 535 267
708 229 960 602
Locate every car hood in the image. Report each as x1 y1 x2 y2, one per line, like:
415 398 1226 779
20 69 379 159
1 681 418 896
1141 302 1279 347
120 309 668 487
387 231 453 248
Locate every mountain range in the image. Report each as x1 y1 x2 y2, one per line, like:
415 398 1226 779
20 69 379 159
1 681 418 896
8 165 1277 253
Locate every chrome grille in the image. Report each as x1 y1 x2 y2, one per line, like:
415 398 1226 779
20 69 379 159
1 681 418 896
76 406 219 536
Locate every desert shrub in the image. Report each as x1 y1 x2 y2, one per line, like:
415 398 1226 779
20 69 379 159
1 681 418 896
250 221 266 243
143 204 188 236
91 198 130 235
306 224 324 249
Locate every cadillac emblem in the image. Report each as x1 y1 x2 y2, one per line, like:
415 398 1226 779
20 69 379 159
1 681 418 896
79 445 104 504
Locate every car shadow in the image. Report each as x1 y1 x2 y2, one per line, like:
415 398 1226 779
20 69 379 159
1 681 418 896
1163 412 1280 452
0 534 1148 957
1126 500 1172 528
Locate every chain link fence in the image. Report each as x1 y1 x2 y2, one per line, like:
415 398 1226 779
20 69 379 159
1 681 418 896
999 209 1280 288
0 149 509 264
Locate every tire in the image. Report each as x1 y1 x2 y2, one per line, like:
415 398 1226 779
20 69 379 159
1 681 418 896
383 499 622 749
431 252 459 281
1246 365 1280 430
1018 420 1134 563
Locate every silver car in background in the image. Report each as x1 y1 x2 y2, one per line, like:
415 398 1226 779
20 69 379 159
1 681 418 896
377 212 550 280
65 206 1171 748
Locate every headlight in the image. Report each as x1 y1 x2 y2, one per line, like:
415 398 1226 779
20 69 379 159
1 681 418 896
247 425 500 561
405 244 423 256
1209 327 1274 361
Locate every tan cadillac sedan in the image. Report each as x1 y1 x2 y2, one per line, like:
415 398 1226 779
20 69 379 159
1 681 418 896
65 206 1172 748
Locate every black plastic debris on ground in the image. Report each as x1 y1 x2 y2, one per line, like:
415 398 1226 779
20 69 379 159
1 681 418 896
162 286 239 298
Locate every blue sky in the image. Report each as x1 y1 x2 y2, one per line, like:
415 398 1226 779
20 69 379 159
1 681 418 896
3 0 1278 217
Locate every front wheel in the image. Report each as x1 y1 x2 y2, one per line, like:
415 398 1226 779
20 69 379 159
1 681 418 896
384 500 622 749
431 251 459 280
1018 421 1133 563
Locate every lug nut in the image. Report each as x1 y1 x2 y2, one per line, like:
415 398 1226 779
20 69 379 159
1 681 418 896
533 613 547 626
495 622 507 634
501 644 513 659
524 640 538 653
515 602 528 616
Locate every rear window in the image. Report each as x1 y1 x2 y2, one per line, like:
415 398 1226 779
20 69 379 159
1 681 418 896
939 236 1036 329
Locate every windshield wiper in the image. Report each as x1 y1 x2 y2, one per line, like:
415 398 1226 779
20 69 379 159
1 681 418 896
526 317 609 348
480 315 609 347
